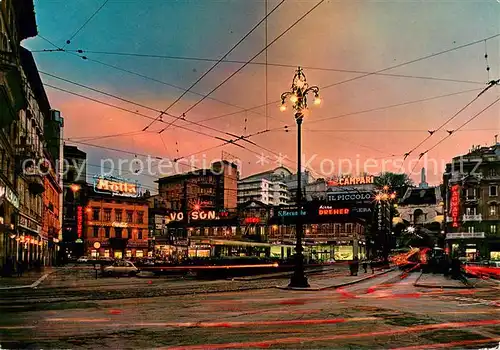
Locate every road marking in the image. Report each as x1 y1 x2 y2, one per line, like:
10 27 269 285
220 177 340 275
31 274 49 289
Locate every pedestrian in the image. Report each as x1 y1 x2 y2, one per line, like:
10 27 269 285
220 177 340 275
369 260 375 274
362 260 368 273
17 260 24 277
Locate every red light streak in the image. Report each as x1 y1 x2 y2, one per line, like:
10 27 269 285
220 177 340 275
390 337 500 350
164 320 500 350
145 263 279 270
464 265 500 279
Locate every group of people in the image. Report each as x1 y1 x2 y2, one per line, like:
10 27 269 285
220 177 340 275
349 257 375 276
2 257 43 277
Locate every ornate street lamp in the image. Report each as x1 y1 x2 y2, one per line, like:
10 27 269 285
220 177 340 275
280 67 321 288
374 186 397 265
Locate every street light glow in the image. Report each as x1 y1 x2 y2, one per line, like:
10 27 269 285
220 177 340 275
314 95 321 105
279 104 287 112
290 95 298 103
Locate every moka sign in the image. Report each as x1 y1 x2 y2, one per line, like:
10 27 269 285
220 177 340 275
93 175 140 197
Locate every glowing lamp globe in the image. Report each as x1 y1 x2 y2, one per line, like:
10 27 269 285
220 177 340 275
290 95 298 103
279 104 287 112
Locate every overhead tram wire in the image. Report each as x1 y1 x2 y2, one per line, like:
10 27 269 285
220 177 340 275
143 0 286 132
320 33 500 90
397 79 499 175
43 80 489 168
34 33 499 134
408 96 500 176
40 71 272 141
42 82 268 148
158 0 326 134
41 82 287 166
185 33 500 125
302 88 483 126
32 50 485 86
62 0 110 48
34 39 291 130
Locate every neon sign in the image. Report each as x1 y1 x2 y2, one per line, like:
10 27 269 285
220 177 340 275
167 210 223 222
318 206 350 215
244 217 260 224
328 176 374 187
450 185 460 228
94 176 139 197
77 206 83 238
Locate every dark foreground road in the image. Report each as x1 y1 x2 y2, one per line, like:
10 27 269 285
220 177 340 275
0 268 499 349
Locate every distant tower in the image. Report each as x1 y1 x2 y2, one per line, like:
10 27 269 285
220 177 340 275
419 167 429 189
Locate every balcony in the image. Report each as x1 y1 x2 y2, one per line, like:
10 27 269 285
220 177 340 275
462 214 482 222
465 196 478 203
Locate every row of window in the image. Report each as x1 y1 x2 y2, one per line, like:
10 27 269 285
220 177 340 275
465 225 498 234
92 208 145 224
91 226 147 239
464 205 498 216
465 186 498 198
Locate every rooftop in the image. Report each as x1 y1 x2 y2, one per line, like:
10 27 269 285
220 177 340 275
400 187 440 206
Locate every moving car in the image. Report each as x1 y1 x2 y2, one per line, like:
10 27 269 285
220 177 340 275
103 260 139 276
77 256 89 263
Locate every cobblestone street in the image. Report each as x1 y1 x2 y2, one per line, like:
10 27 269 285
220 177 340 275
1 267 499 349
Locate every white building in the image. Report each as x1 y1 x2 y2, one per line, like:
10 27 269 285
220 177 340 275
238 177 288 206
395 168 444 228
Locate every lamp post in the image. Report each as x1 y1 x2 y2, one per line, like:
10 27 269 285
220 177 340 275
374 186 397 265
280 67 321 288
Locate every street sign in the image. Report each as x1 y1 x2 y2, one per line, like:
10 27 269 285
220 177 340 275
93 242 101 249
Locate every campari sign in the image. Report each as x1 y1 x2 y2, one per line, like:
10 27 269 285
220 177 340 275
328 176 375 187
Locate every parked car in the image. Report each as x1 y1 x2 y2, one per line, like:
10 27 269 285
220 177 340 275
77 256 89 263
103 260 139 276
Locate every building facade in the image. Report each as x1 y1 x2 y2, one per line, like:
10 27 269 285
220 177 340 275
237 177 288 206
237 166 312 205
157 160 238 212
1 0 59 273
84 177 149 259
41 149 61 266
62 145 87 260
443 143 500 261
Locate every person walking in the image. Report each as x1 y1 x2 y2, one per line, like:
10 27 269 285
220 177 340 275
352 257 359 276
369 259 375 274
362 260 368 273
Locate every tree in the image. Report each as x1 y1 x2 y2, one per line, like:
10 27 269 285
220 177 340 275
375 172 414 197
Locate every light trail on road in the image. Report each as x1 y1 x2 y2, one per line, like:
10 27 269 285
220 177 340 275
163 320 500 350
390 337 500 350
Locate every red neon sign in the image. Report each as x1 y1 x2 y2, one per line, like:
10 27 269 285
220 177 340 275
77 206 83 238
244 217 260 224
318 208 350 215
450 185 460 228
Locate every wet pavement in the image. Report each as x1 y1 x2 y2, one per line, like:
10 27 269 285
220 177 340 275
0 267 499 349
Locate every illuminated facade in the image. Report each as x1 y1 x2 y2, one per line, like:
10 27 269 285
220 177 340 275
84 180 149 259
41 150 62 266
443 142 500 261
62 145 87 260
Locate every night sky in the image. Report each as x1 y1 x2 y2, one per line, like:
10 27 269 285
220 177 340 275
24 0 500 193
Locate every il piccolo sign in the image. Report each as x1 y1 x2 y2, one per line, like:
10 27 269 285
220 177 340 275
93 175 140 197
